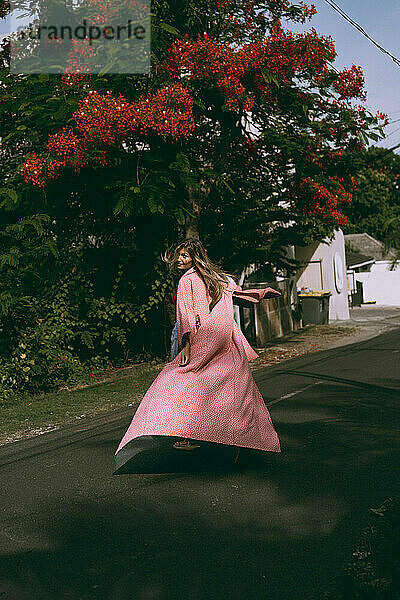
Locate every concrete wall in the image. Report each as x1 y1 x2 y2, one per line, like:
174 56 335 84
295 229 350 320
355 261 400 306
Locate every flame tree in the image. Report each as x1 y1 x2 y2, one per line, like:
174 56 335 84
0 0 387 394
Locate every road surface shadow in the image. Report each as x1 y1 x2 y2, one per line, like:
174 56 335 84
1 384 399 600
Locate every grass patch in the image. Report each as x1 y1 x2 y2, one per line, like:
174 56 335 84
0 361 166 444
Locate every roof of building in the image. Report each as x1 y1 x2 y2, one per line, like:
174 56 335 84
346 250 375 269
344 233 398 261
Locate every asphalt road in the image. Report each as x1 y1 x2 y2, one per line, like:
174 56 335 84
0 327 399 600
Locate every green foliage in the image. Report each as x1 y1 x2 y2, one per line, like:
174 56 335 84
341 147 400 256
0 247 176 400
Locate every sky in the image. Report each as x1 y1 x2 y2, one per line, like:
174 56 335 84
1 0 399 149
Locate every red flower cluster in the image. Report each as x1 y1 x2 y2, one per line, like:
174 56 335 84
294 177 352 226
164 27 337 113
86 0 148 26
134 84 195 139
22 130 91 186
84 0 121 26
47 127 89 170
23 83 195 185
215 0 317 41
266 0 291 9
65 40 95 73
349 175 358 190
74 91 137 146
22 154 48 188
332 65 366 101
74 85 195 144
265 25 336 82
74 83 194 144
329 210 348 227
298 2 317 22
61 72 89 88
57 0 147 86
376 110 390 127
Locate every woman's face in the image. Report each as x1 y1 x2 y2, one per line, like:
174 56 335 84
177 247 193 271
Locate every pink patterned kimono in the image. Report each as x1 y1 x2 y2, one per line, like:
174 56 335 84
115 267 281 455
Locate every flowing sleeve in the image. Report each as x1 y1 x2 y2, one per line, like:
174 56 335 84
176 276 196 350
232 283 281 307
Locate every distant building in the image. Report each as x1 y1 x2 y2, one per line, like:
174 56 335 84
346 250 375 272
345 249 375 306
344 233 397 261
345 233 400 306
295 228 349 320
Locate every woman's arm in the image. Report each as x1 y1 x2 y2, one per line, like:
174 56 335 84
179 332 191 366
176 277 196 350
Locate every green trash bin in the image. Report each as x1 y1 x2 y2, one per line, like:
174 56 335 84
297 291 331 325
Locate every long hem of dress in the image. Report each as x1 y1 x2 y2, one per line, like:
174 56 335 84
115 430 281 456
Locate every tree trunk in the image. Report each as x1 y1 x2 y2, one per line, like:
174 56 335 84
185 216 199 239
185 177 215 239
185 186 200 239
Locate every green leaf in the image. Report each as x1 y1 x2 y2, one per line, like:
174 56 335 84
147 196 159 213
358 131 368 146
175 208 185 225
0 188 18 202
367 132 380 141
168 152 190 172
159 22 181 36
221 178 235 194
2 133 16 142
261 67 271 83
97 57 119 76
0 188 19 210
113 195 133 217
193 97 206 110
271 74 279 87
262 67 279 86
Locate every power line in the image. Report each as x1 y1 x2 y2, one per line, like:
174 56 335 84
322 0 400 68
384 125 400 140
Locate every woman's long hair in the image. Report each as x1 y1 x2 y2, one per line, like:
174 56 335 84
162 238 236 310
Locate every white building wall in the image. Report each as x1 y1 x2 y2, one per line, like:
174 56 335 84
355 261 400 306
295 229 350 320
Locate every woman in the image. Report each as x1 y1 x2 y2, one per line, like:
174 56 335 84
170 265 239 363
114 238 281 467
169 244 247 450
